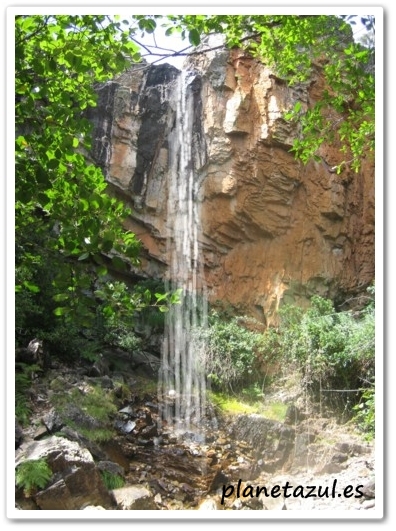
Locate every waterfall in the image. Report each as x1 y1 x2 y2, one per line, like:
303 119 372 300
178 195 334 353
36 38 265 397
158 71 208 437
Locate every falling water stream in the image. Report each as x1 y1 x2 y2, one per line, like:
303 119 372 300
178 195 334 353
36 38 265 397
158 71 209 438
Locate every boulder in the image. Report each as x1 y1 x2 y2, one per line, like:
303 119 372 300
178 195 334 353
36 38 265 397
111 485 157 510
15 435 113 510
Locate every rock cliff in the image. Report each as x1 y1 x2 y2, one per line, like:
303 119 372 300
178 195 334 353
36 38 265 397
89 47 374 325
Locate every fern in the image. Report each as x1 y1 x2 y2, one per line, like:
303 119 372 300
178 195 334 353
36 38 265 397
15 458 53 496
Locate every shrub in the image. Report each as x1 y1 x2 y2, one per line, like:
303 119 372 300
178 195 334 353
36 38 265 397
16 458 53 496
196 311 264 392
101 314 142 352
259 287 375 417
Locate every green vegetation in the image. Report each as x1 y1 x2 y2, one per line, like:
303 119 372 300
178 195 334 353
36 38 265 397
204 286 375 436
15 458 53 496
15 363 42 425
51 384 118 443
209 390 288 421
100 470 126 490
196 312 264 392
16 15 140 330
353 384 375 440
259 288 375 434
15 15 180 359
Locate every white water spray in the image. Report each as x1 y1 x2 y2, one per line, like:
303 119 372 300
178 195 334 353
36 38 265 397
159 71 208 436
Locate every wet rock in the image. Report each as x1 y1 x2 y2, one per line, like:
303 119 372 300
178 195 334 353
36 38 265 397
100 375 114 389
335 441 370 456
15 338 46 367
145 401 158 411
290 432 317 468
140 424 159 437
111 485 157 510
15 498 39 510
319 461 348 475
136 438 154 447
63 403 103 431
232 498 243 510
361 478 375 499
115 419 136 434
118 405 136 416
224 461 254 482
88 356 110 377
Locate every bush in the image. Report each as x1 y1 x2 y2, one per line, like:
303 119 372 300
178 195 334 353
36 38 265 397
196 311 264 392
101 314 142 352
259 287 375 416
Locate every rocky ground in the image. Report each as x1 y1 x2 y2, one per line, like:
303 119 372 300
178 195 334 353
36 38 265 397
14 354 376 512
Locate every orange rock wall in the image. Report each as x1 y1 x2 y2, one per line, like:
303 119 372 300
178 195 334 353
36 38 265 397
91 50 374 325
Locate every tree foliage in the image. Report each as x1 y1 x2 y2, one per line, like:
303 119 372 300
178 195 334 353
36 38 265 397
15 15 179 353
15 16 140 320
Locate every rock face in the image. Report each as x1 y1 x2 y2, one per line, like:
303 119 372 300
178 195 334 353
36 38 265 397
89 48 374 324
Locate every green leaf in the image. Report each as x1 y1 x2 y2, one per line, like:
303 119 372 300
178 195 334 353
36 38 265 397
294 101 302 113
54 307 67 316
53 293 70 302
78 252 90 261
23 281 40 293
101 240 113 253
96 265 108 276
111 256 126 270
188 28 200 46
